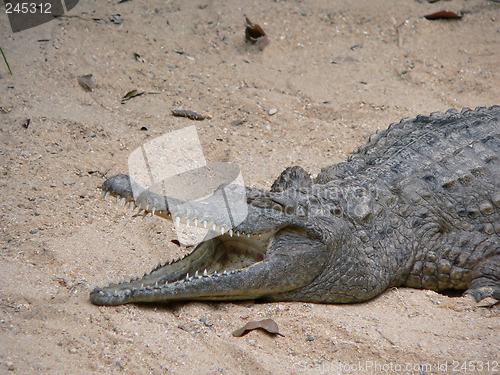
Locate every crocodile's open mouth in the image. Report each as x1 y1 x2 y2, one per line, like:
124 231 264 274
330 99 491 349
91 174 278 304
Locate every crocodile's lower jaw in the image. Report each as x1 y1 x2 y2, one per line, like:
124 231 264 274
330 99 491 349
90 207 274 305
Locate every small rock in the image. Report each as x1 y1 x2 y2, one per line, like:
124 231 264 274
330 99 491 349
6 361 14 371
200 318 213 327
306 336 315 341
230 119 246 126
248 339 256 346
268 108 278 116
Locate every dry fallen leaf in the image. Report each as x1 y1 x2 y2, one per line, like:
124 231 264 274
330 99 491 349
245 17 270 50
77 74 94 91
121 89 144 103
424 10 462 20
232 318 284 337
171 109 211 120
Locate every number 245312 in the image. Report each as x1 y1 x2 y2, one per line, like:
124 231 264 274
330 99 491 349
5 3 52 14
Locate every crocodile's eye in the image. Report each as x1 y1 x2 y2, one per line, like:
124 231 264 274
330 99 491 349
331 207 342 217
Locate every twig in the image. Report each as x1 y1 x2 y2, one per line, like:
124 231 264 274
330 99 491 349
0 46 12 75
395 19 409 48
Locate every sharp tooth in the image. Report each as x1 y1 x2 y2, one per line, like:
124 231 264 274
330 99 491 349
203 269 208 277
236 231 240 236
152 207 155 216
223 271 228 276
212 224 216 231
194 219 198 227
175 216 181 226
221 227 225 235
129 201 135 210
146 204 149 211
213 271 218 277
186 219 190 227
120 197 126 206
203 220 207 228
247 233 251 238
229 230 233 237
259 233 262 237
116 195 121 203
185 273 190 281
155 281 158 287
194 270 199 279
104 191 110 201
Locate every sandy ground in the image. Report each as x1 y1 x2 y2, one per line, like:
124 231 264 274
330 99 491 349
1 0 500 373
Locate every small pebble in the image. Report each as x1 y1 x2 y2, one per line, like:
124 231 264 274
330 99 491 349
6 361 14 371
199 318 213 327
248 339 256 346
268 108 278 116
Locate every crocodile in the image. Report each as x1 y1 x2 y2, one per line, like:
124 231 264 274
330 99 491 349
90 106 500 306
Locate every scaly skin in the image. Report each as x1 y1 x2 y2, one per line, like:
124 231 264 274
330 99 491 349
91 106 500 306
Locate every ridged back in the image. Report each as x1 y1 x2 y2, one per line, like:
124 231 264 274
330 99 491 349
316 107 500 220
